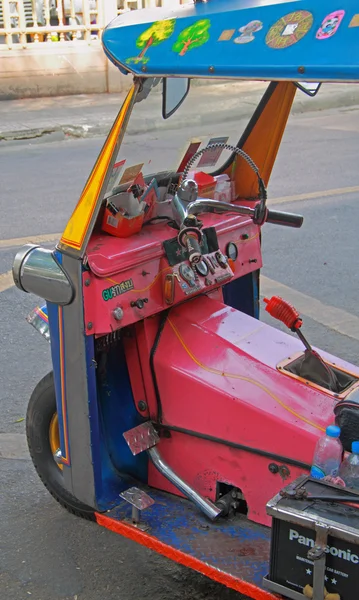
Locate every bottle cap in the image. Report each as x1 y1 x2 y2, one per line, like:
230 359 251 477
326 425 341 438
352 441 359 453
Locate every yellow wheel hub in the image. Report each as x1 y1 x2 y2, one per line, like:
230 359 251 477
49 413 63 470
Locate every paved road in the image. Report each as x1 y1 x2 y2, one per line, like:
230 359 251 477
1 105 359 600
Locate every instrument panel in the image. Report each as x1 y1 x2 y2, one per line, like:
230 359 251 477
84 216 262 337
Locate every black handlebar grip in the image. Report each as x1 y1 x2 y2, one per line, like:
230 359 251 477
266 209 303 228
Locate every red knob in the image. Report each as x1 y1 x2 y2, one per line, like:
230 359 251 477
263 296 302 330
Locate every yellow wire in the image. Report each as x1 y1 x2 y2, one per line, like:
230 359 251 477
106 266 172 294
167 317 325 432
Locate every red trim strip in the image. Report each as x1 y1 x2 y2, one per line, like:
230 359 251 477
95 513 278 600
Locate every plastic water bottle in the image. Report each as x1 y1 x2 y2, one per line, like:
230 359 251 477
339 442 359 490
310 425 343 480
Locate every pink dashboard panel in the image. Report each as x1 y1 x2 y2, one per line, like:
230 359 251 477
83 211 262 336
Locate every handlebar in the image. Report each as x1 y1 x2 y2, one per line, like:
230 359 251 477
185 199 303 229
265 208 303 229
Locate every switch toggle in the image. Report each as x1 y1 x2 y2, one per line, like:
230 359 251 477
131 298 149 309
215 251 228 269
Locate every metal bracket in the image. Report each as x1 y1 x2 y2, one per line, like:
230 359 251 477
120 487 155 530
307 523 329 600
123 422 159 456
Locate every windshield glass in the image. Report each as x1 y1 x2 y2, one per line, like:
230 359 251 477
106 78 267 194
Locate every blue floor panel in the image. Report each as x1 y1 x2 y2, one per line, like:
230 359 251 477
105 488 271 590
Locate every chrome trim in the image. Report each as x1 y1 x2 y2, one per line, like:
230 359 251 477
187 199 254 219
54 449 63 465
12 244 38 291
59 253 97 507
172 180 198 227
148 446 221 521
12 245 74 305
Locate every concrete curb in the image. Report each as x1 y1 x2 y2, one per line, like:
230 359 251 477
1 87 358 143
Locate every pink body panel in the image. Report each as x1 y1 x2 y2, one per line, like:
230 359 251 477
132 296 359 526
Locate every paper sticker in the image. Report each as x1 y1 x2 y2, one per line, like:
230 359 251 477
234 21 263 44
197 136 229 168
106 159 126 196
102 280 134 301
316 11 345 39
218 29 235 41
349 14 359 27
177 140 202 173
106 215 119 228
266 11 313 49
120 163 144 185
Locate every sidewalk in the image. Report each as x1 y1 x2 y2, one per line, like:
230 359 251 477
0 81 358 142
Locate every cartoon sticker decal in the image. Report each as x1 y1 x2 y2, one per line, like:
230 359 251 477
266 10 313 49
234 20 263 44
126 19 176 64
316 10 345 39
172 19 211 56
349 14 359 27
218 29 235 41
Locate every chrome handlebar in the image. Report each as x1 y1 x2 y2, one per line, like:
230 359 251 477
172 180 303 229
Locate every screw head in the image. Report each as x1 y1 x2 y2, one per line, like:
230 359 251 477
113 307 124 321
269 463 279 474
85 279 90 287
279 465 290 479
138 400 147 412
87 322 93 330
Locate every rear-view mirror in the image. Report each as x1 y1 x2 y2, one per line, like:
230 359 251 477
162 78 190 119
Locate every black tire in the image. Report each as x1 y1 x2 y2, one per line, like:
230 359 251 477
26 371 95 520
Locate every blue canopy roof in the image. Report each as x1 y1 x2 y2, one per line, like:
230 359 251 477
102 0 359 82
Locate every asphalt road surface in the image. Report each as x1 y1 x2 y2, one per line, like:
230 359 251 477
1 105 359 600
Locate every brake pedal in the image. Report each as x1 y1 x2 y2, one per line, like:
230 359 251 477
123 422 159 455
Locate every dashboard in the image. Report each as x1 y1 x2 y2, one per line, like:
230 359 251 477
83 206 262 336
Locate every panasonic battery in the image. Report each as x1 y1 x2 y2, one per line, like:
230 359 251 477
264 476 359 600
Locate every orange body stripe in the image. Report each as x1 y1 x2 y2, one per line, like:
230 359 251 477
95 513 277 600
58 306 70 465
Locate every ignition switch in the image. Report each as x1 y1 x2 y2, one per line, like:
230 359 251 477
131 298 148 310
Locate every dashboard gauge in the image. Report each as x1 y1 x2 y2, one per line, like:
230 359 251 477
226 242 238 262
179 263 196 286
195 259 209 278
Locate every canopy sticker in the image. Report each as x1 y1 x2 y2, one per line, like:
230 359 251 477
218 29 235 41
316 11 345 39
126 19 176 65
172 19 211 57
349 14 359 27
234 21 263 44
266 10 313 49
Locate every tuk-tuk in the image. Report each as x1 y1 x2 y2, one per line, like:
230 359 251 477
12 1 359 599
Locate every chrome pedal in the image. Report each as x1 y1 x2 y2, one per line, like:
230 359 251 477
120 487 155 529
123 422 159 456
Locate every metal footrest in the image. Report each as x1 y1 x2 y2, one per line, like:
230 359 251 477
120 486 155 529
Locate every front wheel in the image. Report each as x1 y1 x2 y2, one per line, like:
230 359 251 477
26 371 95 520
